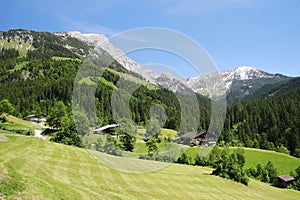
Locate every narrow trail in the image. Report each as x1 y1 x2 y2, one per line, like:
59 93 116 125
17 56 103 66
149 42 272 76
33 129 50 140
0 134 7 142
34 129 43 139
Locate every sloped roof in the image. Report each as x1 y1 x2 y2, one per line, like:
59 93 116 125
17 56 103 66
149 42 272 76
278 174 295 182
94 124 120 132
186 130 207 139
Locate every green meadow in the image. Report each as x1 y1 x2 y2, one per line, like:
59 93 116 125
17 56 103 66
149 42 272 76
0 135 299 199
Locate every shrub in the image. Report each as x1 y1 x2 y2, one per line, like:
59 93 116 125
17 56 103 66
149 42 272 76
176 152 189 165
248 161 278 185
0 116 7 123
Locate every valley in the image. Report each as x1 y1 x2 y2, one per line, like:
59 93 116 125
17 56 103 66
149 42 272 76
0 29 300 199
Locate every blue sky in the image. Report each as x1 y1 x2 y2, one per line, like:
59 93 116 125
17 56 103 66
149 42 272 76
1 0 300 78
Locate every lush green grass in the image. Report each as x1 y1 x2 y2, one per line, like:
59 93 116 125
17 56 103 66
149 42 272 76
160 128 177 139
134 142 148 154
52 56 80 61
106 68 157 90
99 77 116 88
77 77 97 86
0 136 299 199
243 148 300 175
183 146 300 174
0 39 33 56
1 114 44 131
10 61 29 72
136 128 177 139
0 129 16 135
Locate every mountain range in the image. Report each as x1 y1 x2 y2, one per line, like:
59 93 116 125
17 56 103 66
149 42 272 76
0 29 296 105
63 31 292 104
1 29 300 156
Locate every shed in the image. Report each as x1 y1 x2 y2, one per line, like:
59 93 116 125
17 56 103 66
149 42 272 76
276 175 295 188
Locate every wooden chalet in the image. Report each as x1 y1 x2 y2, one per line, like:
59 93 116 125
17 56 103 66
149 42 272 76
276 175 295 188
174 130 216 146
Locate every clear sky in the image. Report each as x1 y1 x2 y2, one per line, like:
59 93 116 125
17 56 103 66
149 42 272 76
1 0 300 78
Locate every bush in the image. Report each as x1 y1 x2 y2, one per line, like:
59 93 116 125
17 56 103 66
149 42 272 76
0 116 7 123
247 161 278 185
276 144 290 155
50 130 84 148
195 147 249 185
293 148 300 158
290 166 300 191
212 148 249 185
102 135 122 156
176 152 189 165
14 129 32 135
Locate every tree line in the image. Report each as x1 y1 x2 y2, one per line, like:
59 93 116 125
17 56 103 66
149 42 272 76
220 88 300 157
0 38 299 157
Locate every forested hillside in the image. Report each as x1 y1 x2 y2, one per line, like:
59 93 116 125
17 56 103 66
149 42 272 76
0 29 299 157
0 29 211 134
221 83 300 157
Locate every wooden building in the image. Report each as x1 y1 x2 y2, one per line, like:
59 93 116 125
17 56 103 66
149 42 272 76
23 114 46 123
276 174 295 188
175 130 215 146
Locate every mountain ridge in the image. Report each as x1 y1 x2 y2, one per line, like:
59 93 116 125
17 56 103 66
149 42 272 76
62 31 291 103
0 29 294 104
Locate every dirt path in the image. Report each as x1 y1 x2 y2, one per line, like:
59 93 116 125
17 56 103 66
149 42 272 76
0 134 7 142
33 129 51 140
34 129 43 139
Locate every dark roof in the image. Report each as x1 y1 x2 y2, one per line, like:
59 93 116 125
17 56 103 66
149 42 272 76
278 175 295 182
186 131 206 139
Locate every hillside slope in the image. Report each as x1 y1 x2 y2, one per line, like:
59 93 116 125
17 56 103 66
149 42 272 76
0 136 299 199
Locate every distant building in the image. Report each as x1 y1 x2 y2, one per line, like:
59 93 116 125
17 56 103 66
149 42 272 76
23 114 46 123
93 124 121 135
174 130 215 146
276 175 295 188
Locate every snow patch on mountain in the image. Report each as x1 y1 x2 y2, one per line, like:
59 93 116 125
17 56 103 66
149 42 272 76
64 31 284 97
185 66 283 95
233 66 275 80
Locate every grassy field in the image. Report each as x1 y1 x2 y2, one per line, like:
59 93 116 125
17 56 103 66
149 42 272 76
106 68 157 90
0 135 299 199
1 114 44 131
243 148 300 175
51 56 81 61
183 146 300 174
0 39 33 56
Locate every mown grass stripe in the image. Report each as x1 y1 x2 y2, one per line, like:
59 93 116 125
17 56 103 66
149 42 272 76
1 136 299 199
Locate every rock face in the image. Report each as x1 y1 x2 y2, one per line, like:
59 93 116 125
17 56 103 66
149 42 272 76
60 32 290 100
185 66 284 92
63 31 140 72
65 31 189 92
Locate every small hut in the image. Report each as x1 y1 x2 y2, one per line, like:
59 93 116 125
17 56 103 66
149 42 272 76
276 174 295 188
